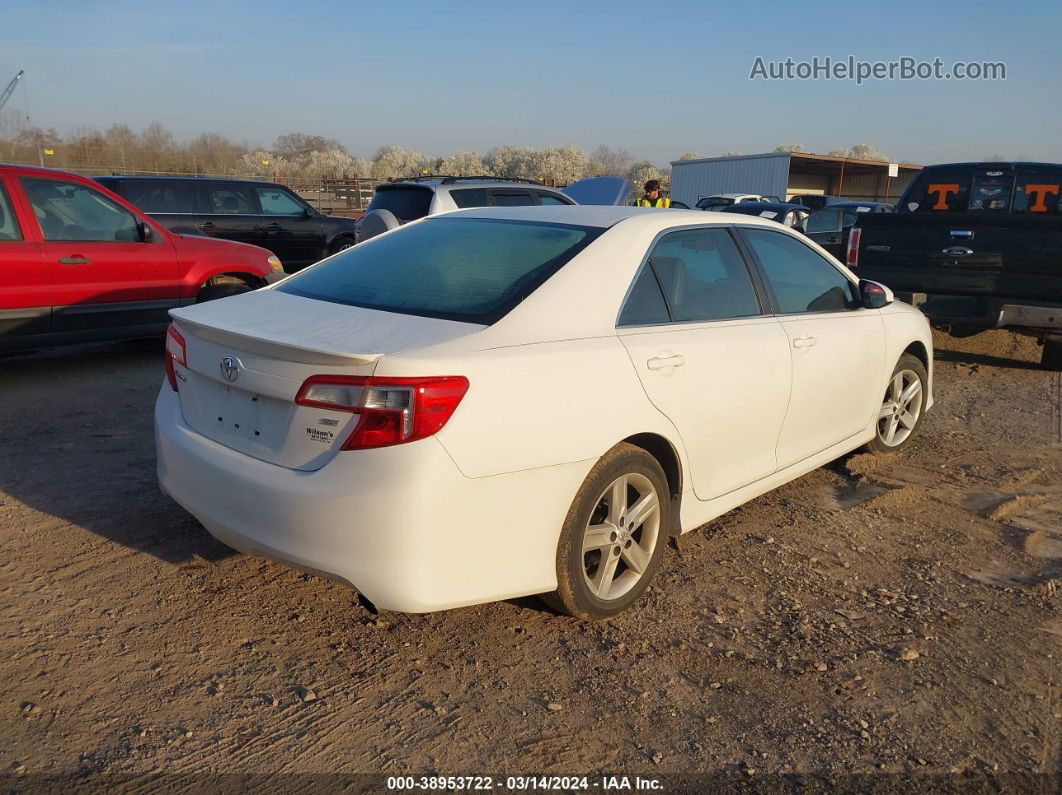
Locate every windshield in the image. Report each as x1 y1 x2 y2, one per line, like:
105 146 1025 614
278 217 602 324
365 185 433 222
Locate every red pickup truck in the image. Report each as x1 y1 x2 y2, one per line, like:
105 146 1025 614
0 164 283 352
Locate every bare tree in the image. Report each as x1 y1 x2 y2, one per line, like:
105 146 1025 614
676 152 702 161
588 145 634 176
773 144 805 153
274 133 346 157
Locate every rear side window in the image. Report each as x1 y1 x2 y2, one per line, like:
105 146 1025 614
278 217 602 324
490 191 534 207
618 267 670 326
648 228 762 322
902 169 971 213
206 186 255 214
0 184 21 240
111 180 193 214
1013 171 1062 215
366 186 432 221
743 228 857 313
450 188 490 209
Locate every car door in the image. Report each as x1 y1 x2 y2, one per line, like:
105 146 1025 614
252 184 324 268
194 183 263 248
19 176 180 334
739 226 885 468
0 175 49 343
617 226 792 500
804 208 844 257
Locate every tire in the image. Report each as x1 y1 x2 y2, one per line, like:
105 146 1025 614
329 236 357 255
864 353 928 455
542 443 671 620
1041 334 1062 371
196 282 252 303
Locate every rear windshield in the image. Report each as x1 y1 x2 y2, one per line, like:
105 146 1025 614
278 217 602 324
365 186 432 222
696 197 732 209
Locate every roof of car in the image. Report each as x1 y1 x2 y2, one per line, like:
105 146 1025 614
382 176 564 191
94 174 281 187
438 204 787 230
719 201 806 215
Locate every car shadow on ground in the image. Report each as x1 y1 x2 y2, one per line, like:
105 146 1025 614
934 347 1044 371
0 340 235 566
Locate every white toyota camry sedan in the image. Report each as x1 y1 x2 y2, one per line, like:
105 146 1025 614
156 205 933 619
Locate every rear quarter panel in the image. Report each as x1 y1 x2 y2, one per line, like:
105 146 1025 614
374 336 690 480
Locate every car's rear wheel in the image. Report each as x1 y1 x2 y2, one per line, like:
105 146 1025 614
543 443 670 620
329 235 357 255
865 353 927 455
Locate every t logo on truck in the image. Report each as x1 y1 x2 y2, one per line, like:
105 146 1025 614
927 183 960 210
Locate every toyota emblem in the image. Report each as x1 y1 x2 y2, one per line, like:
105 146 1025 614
220 356 240 383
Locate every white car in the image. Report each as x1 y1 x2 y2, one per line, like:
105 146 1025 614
695 193 778 211
356 175 630 242
156 206 933 619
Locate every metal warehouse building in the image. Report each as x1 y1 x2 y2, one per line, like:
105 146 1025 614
669 152 922 207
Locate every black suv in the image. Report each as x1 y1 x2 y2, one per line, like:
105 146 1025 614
94 176 359 271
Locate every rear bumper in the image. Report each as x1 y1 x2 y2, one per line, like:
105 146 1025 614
896 292 1062 332
155 387 588 612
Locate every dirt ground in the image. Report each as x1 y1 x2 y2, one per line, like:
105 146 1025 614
0 329 1059 790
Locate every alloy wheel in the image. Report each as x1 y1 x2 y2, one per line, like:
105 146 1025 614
877 369 923 447
581 473 661 601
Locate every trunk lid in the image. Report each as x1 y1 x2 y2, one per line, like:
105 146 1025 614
169 289 482 470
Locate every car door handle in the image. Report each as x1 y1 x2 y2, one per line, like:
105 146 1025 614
792 336 817 349
825 236 841 244
647 355 685 370
197 222 215 230
57 256 91 266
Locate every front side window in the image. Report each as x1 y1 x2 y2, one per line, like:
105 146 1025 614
278 217 601 324
643 228 761 323
256 187 306 215
207 186 255 214
805 209 842 234
0 184 21 240
536 192 572 206
21 178 141 242
743 228 858 314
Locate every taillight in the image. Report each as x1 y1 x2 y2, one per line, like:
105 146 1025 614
165 324 186 391
295 375 469 450
846 226 861 268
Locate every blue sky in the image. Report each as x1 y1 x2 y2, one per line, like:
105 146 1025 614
2 0 1060 165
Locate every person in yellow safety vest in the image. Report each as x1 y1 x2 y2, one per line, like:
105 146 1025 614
635 179 671 208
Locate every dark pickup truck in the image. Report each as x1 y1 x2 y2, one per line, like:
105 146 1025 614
849 162 1062 369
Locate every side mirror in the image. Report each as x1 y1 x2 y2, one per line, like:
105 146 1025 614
303 206 316 218
860 279 893 309
138 221 156 243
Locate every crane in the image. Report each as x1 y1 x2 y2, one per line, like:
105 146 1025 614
0 70 25 113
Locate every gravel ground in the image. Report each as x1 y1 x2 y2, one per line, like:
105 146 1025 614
0 329 1059 790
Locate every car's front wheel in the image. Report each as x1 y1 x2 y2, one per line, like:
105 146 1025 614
865 353 928 455
543 443 671 620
